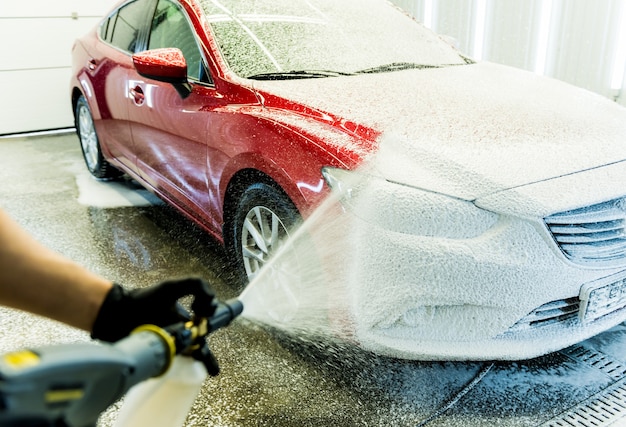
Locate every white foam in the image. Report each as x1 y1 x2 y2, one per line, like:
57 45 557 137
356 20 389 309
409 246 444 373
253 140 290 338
76 172 162 208
238 131 626 361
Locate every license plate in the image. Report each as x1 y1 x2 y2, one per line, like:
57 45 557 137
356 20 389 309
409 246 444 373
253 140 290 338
580 274 626 324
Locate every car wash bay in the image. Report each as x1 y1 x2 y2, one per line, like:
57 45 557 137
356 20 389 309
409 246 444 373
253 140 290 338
2 131 626 426
3 0 626 425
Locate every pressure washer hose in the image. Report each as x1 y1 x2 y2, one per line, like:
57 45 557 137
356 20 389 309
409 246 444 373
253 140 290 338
415 362 495 426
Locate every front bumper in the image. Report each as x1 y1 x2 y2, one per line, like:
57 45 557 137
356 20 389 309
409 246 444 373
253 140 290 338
319 163 626 360
324 196 626 361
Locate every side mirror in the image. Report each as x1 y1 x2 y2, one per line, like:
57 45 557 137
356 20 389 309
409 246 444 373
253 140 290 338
132 48 191 98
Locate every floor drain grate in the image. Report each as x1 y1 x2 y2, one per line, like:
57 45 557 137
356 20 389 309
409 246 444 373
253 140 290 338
539 379 626 426
540 346 626 427
562 345 626 381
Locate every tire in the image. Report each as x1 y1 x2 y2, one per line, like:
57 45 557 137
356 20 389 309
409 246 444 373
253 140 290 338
75 95 121 180
229 182 302 287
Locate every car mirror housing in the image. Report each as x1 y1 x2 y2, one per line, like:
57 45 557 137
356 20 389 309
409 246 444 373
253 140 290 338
132 48 191 98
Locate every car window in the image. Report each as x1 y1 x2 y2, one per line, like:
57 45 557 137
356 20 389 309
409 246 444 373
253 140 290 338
148 0 212 84
105 0 154 53
100 15 113 43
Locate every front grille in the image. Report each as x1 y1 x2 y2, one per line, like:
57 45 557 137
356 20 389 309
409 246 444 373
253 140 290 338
545 199 626 267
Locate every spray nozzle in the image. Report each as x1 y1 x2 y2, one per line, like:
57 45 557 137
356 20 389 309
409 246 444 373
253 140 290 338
166 297 243 376
206 298 244 332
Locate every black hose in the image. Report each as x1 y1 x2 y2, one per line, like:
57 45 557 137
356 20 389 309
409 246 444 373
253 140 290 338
415 362 495 426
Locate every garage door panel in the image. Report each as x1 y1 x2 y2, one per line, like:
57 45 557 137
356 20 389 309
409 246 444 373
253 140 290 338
0 0 117 133
2 1 116 18
0 18 101 71
0 68 73 135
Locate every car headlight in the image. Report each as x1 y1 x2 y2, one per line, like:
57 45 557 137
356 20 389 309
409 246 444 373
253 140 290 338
322 167 498 239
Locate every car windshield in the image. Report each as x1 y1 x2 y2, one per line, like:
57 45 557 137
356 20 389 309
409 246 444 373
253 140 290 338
199 0 467 79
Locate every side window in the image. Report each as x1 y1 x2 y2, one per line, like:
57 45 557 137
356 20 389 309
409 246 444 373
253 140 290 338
100 16 113 43
107 0 153 53
148 0 211 84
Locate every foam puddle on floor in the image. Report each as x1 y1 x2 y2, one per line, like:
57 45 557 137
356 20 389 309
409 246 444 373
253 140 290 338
75 172 162 208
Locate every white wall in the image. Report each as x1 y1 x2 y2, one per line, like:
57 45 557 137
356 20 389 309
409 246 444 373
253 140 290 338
0 1 117 135
393 0 626 107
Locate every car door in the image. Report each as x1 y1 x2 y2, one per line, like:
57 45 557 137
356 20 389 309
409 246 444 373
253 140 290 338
91 0 156 174
128 0 218 227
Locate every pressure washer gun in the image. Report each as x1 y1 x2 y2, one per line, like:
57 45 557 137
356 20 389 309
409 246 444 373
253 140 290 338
0 297 243 427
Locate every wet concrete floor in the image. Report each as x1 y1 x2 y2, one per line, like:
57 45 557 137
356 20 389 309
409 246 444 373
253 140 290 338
1 132 626 426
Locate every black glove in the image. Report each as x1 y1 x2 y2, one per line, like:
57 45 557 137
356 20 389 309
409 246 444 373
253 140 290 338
91 278 217 342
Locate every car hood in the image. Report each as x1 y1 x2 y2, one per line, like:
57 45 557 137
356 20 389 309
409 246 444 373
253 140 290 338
252 62 626 202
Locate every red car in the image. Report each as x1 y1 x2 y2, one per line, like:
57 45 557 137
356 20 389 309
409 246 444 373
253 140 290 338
72 0 626 360
70 0 392 283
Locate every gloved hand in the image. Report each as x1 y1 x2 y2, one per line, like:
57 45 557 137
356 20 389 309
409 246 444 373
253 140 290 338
91 278 217 342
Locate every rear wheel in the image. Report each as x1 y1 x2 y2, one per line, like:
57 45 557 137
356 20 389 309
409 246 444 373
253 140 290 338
75 95 121 180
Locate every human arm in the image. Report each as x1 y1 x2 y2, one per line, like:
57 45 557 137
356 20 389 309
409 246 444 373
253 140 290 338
0 208 113 331
0 208 218 341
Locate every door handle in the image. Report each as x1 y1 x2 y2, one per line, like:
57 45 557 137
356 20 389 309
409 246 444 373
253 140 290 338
87 58 97 71
130 85 145 106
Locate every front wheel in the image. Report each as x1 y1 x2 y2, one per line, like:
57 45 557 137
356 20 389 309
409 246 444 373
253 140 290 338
230 182 301 282
228 182 306 322
75 95 121 180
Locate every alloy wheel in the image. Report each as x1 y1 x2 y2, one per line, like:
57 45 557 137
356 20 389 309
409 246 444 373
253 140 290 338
241 206 289 280
77 103 99 172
